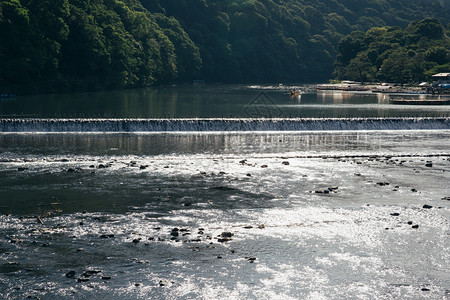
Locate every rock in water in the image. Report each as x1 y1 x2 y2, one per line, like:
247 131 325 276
221 232 234 238
65 271 76 278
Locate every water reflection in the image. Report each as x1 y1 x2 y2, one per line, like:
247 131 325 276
0 85 449 118
2 131 450 158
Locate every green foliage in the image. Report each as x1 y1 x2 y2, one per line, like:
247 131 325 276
144 0 449 84
0 0 449 93
0 0 200 93
334 18 450 83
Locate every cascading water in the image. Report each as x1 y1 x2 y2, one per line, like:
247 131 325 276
1 117 449 132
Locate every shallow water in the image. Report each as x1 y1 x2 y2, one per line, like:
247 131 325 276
1 85 450 299
0 130 449 299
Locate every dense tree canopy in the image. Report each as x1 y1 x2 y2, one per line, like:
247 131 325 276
144 0 449 84
334 18 450 83
0 0 201 93
0 0 449 93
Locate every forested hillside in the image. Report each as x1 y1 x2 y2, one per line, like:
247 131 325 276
0 0 449 94
0 0 201 93
334 18 450 83
142 0 449 84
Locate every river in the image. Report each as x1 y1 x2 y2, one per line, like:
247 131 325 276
0 85 449 299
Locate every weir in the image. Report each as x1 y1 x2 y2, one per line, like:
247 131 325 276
0 118 449 132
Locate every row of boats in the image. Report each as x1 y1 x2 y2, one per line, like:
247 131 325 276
388 97 450 105
290 84 450 105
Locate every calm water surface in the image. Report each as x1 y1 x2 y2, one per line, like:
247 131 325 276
1 84 449 118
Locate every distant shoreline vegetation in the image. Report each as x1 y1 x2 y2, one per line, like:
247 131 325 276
334 18 450 84
0 0 449 94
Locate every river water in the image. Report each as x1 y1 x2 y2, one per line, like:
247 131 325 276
0 85 449 299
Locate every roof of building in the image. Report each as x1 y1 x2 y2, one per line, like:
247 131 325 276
432 73 450 77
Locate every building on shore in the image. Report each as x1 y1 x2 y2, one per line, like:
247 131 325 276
430 73 450 94
432 73 450 86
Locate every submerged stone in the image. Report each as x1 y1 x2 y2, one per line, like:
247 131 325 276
221 232 233 238
65 271 76 278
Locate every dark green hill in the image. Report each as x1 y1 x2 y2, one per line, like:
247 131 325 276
0 0 448 93
142 0 449 84
334 18 450 83
0 0 201 93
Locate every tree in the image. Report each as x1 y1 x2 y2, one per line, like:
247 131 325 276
379 49 411 83
345 53 376 82
425 46 448 65
416 18 443 39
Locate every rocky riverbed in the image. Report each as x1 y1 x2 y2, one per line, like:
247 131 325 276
0 131 449 299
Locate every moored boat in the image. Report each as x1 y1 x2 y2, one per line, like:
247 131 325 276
389 98 450 105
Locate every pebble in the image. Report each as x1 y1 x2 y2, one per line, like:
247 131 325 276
221 232 233 238
246 257 257 263
412 225 419 229
99 234 114 239
422 205 433 209
390 213 400 216
83 270 101 277
282 161 290 165
217 238 232 243
159 280 168 287
65 271 76 278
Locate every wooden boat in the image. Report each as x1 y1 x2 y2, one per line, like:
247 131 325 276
290 90 300 96
389 98 450 105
